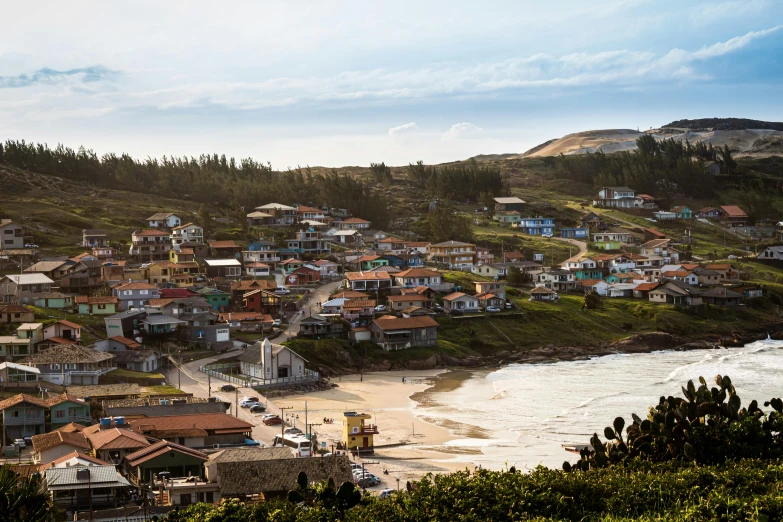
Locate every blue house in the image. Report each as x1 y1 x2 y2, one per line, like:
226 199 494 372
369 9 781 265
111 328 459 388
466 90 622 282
405 254 424 268
574 268 603 280
519 217 555 236
381 255 405 269
560 227 589 239
671 206 693 219
247 240 277 251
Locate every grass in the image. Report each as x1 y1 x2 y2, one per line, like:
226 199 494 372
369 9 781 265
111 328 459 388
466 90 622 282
107 368 165 379
141 385 187 396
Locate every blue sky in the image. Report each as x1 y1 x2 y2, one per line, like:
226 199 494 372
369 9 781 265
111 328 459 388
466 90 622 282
0 0 781 168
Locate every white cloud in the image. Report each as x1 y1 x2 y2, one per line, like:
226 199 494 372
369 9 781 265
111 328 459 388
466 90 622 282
441 122 484 140
388 122 419 136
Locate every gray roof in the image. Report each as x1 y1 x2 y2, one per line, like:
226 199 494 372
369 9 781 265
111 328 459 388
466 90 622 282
107 401 229 418
82 229 108 236
216 455 353 496
494 197 526 204
702 287 742 298
237 340 308 364
105 309 146 320
21 345 113 364
141 314 186 325
45 465 131 490
431 240 474 247
24 261 68 273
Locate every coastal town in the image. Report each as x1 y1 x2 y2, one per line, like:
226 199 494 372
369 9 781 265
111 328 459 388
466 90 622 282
0 184 780 518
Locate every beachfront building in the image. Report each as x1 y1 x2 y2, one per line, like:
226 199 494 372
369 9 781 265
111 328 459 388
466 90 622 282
342 411 378 456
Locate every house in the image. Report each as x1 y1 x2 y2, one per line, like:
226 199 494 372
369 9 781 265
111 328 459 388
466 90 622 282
94 335 143 352
146 261 201 285
474 281 506 299
733 284 763 299
644 228 667 242
45 465 132 511
720 205 749 227
697 207 723 219
129 229 172 259
140 314 186 337
475 292 504 309
592 229 633 250
605 272 638 284
387 294 430 312
83 424 152 464
344 271 393 291
279 258 305 273
653 211 678 222
632 282 659 299
368 315 438 350
313 259 340 277
338 217 371 230
331 229 364 244
24 260 72 281
35 293 74 310
206 450 352 499
31 433 95 465
204 259 242 278
0 393 49 439
530 286 558 301
217 311 273 332
321 297 346 314
92 246 115 260
113 281 160 310
0 323 42 359
171 223 204 246
297 315 346 339
129 413 253 448
101 260 126 286
146 213 182 229
648 280 702 306
428 241 476 268
242 249 281 268
394 268 443 289
82 229 109 248
518 217 555 236
242 288 282 314
494 196 526 213
21 344 114 386
670 206 693 219
560 227 589 239
605 283 638 298
377 237 407 253
577 279 609 296
208 240 242 258
169 246 195 263
758 246 783 263
59 258 104 294
342 299 376 320
0 219 26 250
47 393 92 430
124 439 209 484
246 211 276 226
296 205 326 222
194 287 231 309
43 320 82 345
640 239 679 264
254 203 297 225
0 273 54 303
635 194 658 209
40 450 109 471
704 264 740 283
292 266 321 284
352 255 388 271
661 270 699 286
701 287 742 306
112 350 158 373
0 304 35 323
0 361 40 383
494 211 522 225
594 187 636 208
442 292 479 314
475 247 494 266
536 270 576 292
286 229 331 255
238 338 309 381
691 266 721 286
580 212 602 229
104 309 147 338
74 295 118 315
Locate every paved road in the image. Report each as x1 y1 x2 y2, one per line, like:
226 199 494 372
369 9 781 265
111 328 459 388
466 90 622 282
280 280 343 341
552 237 588 264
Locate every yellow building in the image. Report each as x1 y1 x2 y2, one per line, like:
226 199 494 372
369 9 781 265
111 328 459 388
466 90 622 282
342 411 379 455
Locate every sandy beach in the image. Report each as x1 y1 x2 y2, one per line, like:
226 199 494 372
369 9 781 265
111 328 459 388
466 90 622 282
272 369 478 485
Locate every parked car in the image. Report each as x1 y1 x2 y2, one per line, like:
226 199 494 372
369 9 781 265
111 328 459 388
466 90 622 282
432 304 443 312
263 415 282 425
542 233 553 238
220 384 235 392
485 306 501 312
13 439 25 448
24 244 38 248
378 489 395 499
284 427 302 435
374 304 387 312
273 319 282 327
275 287 291 294
23 436 32 446
240 396 259 403
250 404 266 413
240 400 258 408
505 301 512 309
350 463 363 470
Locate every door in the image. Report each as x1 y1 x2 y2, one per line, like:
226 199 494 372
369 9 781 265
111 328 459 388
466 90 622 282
362 437 369 448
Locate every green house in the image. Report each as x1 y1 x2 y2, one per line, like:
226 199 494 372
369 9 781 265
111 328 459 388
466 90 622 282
124 440 208 483
48 393 92 429
75 296 119 315
194 288 231 310
0 394 47 440
357 256 389 271
34 293 74 309
671 206 693 219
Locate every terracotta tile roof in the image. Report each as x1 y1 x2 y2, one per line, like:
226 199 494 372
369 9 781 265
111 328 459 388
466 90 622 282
0 305 34 313
332 291 370 299
125 439 207 468
372 316 438 330
31 430 90 453
209 240 240 248
115 282 158 290
344 271 391 281
387 294 429 302
577 279 603 286
133 229 170 237
0 393 50 410
41 451 109 470
74 295 118 304
531 286 556 294
108 336 142 349
443 292 469 301
87 427 150 450
343 300 376 309
705 264 734 270
355 255 382 262
720 205 748 218
55 422 87 433
217 312 273 322
644 228 666 238
44 336 77 345
641 239 670 248
171 222 199 230
233 279 277 291
147 298 177 307
147 213 178 220
633 282 659 292
128 413 253 435
340 217 370 223
662 270 693 278
245 262 271 268
395 268 440 278
405 242 431 248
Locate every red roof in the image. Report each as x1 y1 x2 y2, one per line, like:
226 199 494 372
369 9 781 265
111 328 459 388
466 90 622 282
395 268 440 278
109 336 142 349
159 288 197 298
633 282 659 292
209 240 241 248
74 295 118 304
644 228 666 238
56 319 82 329
720 205 748 218
341 217 370 223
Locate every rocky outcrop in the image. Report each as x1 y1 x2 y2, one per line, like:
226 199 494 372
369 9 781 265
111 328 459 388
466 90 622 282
608 332 685 353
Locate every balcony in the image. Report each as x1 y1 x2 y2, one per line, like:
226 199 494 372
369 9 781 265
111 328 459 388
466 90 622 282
358 424 379 435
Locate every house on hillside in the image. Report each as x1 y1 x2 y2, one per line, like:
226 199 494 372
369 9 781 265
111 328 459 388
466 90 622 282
338 218 371 230
0 394 48 439
112 282 160 310
0 220 26 250
580 212 602 229
238 338 308 381
20 344 114 386
720 206 748 227
254 203 297 225
209 240 242 258
704 263 740 283
0 274 54 303
368 316 438 351
246 210 276 226
428 241 476 268
560 227 588 239
536 270 576 292
518 217 554 236
0 323 43 359
670 206 693 219
344 271 393 291
75 295 118 315
648 280 702 306
591 230 633 250
594 187 636 208
697 207 723 219
171 223 204 246
82 229 109 248
204 259 242 279
42 320 82 345
442 292 479 314
635 194 658 209
129 229 172 259
494 197 525 213
494 211 522 225
0 305 35 323
146 213 182 229
34 293 74 310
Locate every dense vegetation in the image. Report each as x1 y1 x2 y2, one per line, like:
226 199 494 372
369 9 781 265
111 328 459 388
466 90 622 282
0 465 51 522
407 160 506 202
0 140 392 228
663 117 783 131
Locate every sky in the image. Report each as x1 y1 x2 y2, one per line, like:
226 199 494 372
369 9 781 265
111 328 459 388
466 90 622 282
1 0 782 169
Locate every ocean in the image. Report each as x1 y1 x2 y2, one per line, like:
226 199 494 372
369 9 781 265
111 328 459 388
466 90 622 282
412 339 783 471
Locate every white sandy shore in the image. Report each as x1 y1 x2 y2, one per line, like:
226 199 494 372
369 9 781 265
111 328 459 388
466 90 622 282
272 369 475 485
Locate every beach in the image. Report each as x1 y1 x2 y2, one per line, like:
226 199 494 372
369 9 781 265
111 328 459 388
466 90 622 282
273 369 476 485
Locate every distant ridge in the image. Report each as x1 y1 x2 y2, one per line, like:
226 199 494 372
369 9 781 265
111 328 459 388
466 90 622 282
663 118 783 132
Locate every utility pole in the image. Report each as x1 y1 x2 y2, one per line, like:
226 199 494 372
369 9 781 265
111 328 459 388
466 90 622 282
234 388 238 416
208 372 211 398
304 401 308 441
279 406 293 443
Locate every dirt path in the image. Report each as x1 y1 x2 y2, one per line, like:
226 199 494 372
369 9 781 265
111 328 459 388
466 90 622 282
551 237 587 264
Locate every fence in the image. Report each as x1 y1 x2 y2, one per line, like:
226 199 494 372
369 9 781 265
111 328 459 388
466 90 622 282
198 365 320 389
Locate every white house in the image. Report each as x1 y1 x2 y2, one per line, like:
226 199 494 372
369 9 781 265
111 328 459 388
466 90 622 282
640 239 679 264
170 223 204 246
758 246 783 262
442 292 479 314
245 263 271 277
146 213 182 229
594 187 636 208
536 270 576 292
237 338 308 381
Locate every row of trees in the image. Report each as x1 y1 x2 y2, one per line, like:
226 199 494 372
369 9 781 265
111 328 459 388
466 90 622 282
407 160 507 202
0 141 391 228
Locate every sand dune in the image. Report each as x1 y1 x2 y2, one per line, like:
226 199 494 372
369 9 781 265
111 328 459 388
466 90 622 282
521 128 783 158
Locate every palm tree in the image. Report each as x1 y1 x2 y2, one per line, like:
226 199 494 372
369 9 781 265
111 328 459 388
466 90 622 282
0 465 52 522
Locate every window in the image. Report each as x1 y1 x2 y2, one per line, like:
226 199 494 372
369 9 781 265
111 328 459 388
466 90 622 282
98 304 106 310
123 290 132 296
55 409 65 418
49 364 61 370
65 363 76 370
3 240 12 245
140 290 149 295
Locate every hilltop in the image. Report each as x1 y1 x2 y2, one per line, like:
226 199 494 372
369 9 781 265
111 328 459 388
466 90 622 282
520 117 783 158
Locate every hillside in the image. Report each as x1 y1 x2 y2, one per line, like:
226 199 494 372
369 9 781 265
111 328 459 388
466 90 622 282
521 118 783 158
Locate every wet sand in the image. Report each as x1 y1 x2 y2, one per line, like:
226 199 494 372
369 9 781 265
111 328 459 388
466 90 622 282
274 369 482 484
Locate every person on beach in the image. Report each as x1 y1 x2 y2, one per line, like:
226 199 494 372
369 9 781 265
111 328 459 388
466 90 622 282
360 374 363 382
